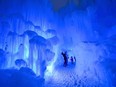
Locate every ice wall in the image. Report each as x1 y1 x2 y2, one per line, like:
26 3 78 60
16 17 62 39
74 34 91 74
0 0 116 86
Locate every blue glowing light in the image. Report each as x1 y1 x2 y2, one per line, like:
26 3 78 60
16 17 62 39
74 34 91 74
0 0 116 87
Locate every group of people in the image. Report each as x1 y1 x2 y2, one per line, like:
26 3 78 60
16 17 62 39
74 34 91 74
61 51 76 67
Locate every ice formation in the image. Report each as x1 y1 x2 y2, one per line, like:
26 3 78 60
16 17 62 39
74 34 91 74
0 0 116 87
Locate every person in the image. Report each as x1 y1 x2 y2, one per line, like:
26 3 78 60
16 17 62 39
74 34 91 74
70 56 74 64
61 51 68 67
74 56 76 62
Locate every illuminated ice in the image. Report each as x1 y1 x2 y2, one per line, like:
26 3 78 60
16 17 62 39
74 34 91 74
0 0 116 87
0 49 6 68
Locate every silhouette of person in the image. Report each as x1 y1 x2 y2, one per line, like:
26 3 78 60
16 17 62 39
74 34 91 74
61 51 68 67
74 56 76 62
70 56 74 64
74 56 76 64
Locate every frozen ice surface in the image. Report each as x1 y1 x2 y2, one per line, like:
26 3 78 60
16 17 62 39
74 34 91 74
0 49 6 68
23 30 38 39
0 0 116 87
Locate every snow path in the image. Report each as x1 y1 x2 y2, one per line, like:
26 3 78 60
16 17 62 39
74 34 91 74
44 61 109 87
45 64 77 87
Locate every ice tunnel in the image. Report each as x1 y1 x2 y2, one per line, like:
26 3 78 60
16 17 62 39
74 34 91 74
0 0 116 87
